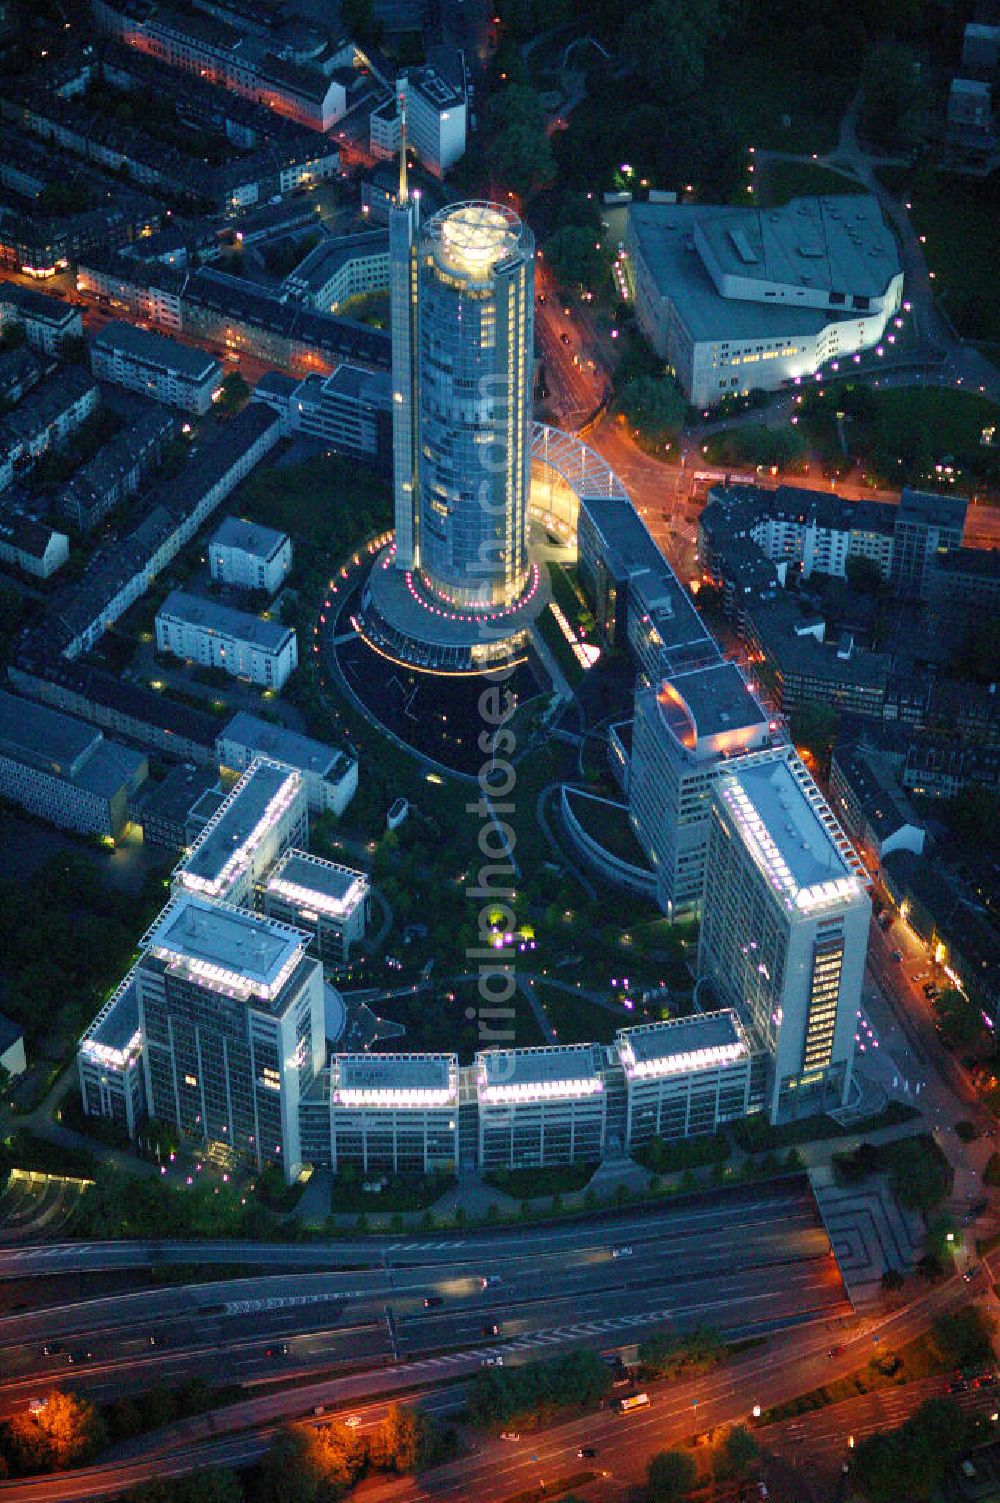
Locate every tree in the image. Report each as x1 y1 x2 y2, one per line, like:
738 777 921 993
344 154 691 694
216 372 250 419
932 1307 995 1370
341 0 382 44
789 701 837 766
845 555 884 594
647 1448 698 1501
485 86 554 194
720 1425 759 1481
543 226 612 291
932 988 984 1051
859 43 928 151
624 0 728 97
3 1389 106 1474
617 376 686 447
251 1430 319 1503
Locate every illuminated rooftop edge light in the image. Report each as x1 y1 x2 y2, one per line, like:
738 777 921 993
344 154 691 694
334 1087 457 1107
477 1074 605 1104
619 1039 746 1080
175 759 302 899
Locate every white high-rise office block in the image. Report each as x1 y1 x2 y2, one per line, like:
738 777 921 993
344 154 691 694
476 1044 606 1168
329 1053 459 1172
699 749 870 1122
629 662 773 916
171 757 308 908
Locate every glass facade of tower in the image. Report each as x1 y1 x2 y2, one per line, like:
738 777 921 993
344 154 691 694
416 203 534 608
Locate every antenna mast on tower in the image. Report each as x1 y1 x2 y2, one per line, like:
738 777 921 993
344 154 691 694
398 83 408 204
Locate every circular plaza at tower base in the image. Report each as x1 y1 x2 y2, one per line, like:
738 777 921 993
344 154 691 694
355 545 549 675
354 426 629 674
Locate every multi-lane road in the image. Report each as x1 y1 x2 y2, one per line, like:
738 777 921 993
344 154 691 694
0 1184 847 1424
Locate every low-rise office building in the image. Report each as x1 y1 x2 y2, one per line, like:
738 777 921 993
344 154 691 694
263 849 370 962
155 588 298 689
217 711 358 816
476 1043 606 1168
281 231 389 312
329 1052 459 1172
254 364 392 474
0 281 83 354
0 688 147 839
78 968 146 1137
208 515 292 595
91 322 222 414
172 756 307 907
617 1013 757 1146
627 196 903 407
742 593 891 720
370 55 467 178
129 762 220 850
137 892 326 1179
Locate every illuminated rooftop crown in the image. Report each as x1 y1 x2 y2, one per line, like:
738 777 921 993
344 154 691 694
427 200 527 280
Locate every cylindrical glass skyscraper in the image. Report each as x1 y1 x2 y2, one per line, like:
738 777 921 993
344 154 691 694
416 202 535 608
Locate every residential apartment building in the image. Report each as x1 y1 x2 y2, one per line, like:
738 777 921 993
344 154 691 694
617 1013 757 1146
0 512 69 579
829 741 925 873
208 515 291 595
171 756 307 907
0 688 147 839
370 56 467 178
328 1053 459 1172
699 749 870 1122
136 892 325 1179
0 281 83 354
889 488 967 599
629 661 773 916
217 711 358 816
91 322 222 414
155 589 298 688
627 196 903 407
55 408 178 532
263 850 370 963
476 1044 607 1168
0 367 99 473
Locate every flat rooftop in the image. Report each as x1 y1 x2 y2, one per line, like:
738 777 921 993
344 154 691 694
176 759 299 893
82 971 141 1056
158 589 295 653
145 891 308 998
332 1052 457 1102
210 514 289 561
93 321 220 381
660 661 768 744
0 687 99 775
718 753 864 913
477 1043 604 1101
897 487 968 533
219 711 353 780
267 849 368 914
617 1011 748 1078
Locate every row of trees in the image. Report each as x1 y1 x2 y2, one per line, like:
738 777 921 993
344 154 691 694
852 1397 974 1503
646 1426 759 1501
637 1326 726 1382
468 1348 612 1427
251 1405 455 1502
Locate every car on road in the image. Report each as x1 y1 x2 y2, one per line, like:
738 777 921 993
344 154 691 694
41 1343 63 1357
148 1333 164 1347
577 1446 597 1458
480 1275 501 1288
499 1431 520 1441
483 1323 500 1336
482 1356 504 1367
891 950 903 963
67 1349 93 1365
948 1377 970 1392
265 1343 290 1359
344 1416 361 1428
974 1372 998 1387
536 293 546 304
923 982 940 999
611 1245 633 1259
559 332 571 345
963 1265 982 1283
423 1296 444 1308
828 1345 845 1357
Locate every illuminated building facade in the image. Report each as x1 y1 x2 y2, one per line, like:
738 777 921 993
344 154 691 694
328 1053 459 1172
78 968 147 1137
263 849 370 962
171 757 308 908
136 893 325 1180
629 661 773 917
476 1044 606 1168
617 1012 758 1145
699 749 870 1122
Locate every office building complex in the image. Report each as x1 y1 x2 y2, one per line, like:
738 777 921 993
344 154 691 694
255 365 392 475
78 968 147 1137
627 196 903 406
136 893 325 1179
172 757 307 907
208 515 292 595
91 322 222 414
699 749 869 1121
328 1053 459 1172
281 231 390 313
618 1013 757 1146
155 588 298 688
217 711 358 816
476 1044 606 1168
629 662 773 916
263 849 370 962
0 689 147 839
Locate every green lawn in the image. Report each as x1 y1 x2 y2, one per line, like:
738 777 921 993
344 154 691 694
376 978 546 1064
762 160 866 206
891 168 1000 347
536 604 585 688
701 37 854 156
483 1162 598 1199
869 388 1000 467
532 979 626 1045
